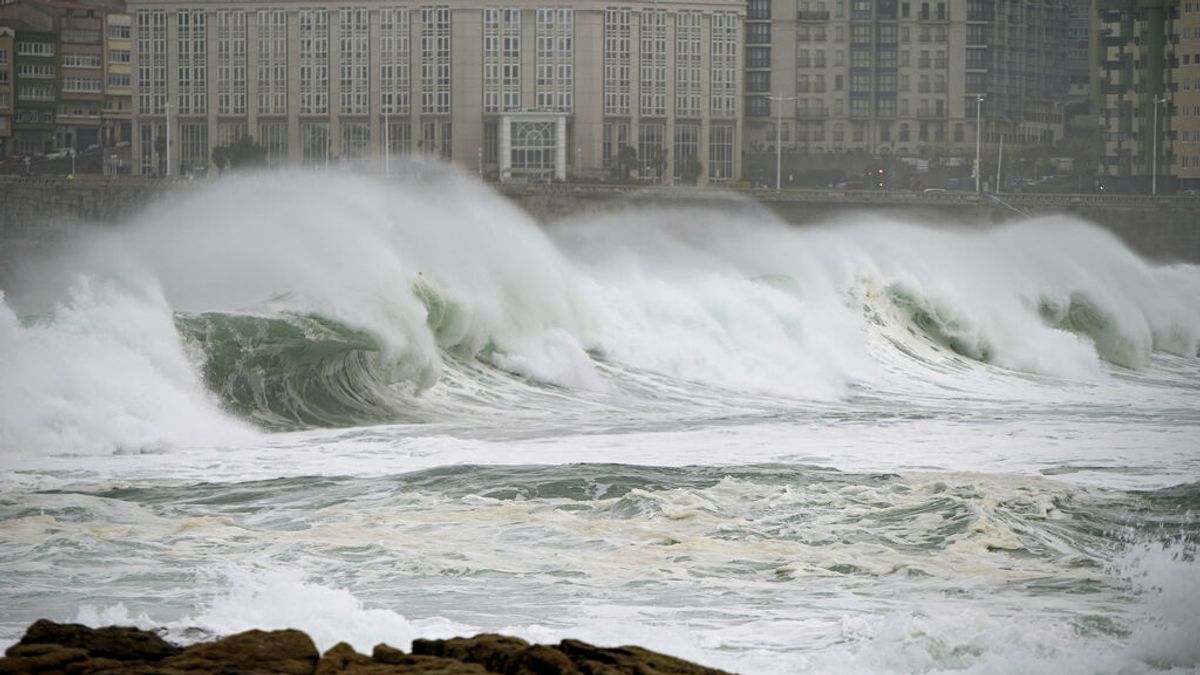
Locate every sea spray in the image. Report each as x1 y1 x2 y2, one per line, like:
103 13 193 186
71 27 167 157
2 169 1198 444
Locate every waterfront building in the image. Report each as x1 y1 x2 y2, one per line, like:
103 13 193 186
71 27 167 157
53 0 105 152
1176 0 1200 189
0 26 12 155
101 2 132 152
1 0 111 158
8 20 58 156
1095 0 1176 191
744 0 1068 175
125 0 745 183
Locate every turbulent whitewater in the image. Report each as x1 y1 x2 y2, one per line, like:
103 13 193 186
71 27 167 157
1 169 1198 674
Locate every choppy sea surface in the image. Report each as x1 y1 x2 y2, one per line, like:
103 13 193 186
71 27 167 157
2 170 1198 674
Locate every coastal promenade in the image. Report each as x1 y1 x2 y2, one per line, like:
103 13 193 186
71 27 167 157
2 175 1198 263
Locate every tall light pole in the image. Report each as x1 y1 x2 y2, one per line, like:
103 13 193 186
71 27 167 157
384 110 391 178
1152 95 1166 196
974 95 984 193
164 102 172 178
767 93 798 191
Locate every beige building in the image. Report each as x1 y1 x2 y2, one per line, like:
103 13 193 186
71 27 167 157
0 26 12 155
746 0 1067 172
1175 1 1200 189
102 7 132 153
126 0 744 183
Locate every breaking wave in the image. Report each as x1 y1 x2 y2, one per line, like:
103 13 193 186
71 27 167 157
1 169 1198 450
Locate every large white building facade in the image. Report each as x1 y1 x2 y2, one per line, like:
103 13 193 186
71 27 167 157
127 0 744 183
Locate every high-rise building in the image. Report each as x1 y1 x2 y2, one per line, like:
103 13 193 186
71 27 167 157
125 0 745 183
99 1 132 154
745 0 1069 170
54 0 106 153
1095 0 1174 191
1 0 110 159
1175 1 1200 189
0 26 13 155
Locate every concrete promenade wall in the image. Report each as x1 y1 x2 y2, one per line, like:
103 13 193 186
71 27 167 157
2 176 1198 265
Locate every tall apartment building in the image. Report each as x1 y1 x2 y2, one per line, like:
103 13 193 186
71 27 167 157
101 5 132 149
0 26 12 155
746 0 1068 162
1095 0 1174 190
2 0 113 157
9 23 58 155
53 0 105 152
1176 1 1200 189
126 0 744 183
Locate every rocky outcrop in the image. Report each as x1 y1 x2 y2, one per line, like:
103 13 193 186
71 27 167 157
0 621 734 675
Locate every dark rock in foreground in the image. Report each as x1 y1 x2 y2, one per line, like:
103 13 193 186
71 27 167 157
0 619 734 674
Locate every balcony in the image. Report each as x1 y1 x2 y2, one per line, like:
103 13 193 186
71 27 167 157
796 106 829 118
798 10 830 21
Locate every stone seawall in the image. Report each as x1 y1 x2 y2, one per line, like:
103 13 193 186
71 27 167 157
2 176 1198 264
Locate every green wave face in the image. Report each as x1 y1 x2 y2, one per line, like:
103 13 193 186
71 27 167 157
175 311 417 429
886 284 994 362
1038 293 1144 369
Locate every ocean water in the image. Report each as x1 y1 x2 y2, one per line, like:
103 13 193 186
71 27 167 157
1 169 1198 674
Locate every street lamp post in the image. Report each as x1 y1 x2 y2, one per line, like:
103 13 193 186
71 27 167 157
164 102 172 178
1152 95 1166 196
974 96 985 193
767 94 798 191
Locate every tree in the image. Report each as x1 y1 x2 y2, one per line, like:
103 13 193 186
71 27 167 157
212 136 268 173
612 144 638 182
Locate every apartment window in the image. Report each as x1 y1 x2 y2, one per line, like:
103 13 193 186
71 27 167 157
341 120 370 159
110 49 131 63
510 120 557 174
536 8 574 112
709 125 733 180
108 24 131 39
711 12 738 118
259 120 288 166
675 12 702 117
387 119 412 155
62 77 103 93
257 10 288 115
638 122 665 178
748 71 771 93
748 0 770 20
62 54 102 68
216 10 247 116
747 23 770 44
747 46 771 69
603 8 631 115
421 7 451 114
337 8 369 115
17 42 55 57
380 9 410 115
299 9 329 115
484 8 522 113
673 123 699 181
176 10 207 115
62 30 100 44
135 9 166 115
180 121 208 173
19 84 55 101
17 64 55 78
0 48 7 64
301 121 330 164
640 9 666 116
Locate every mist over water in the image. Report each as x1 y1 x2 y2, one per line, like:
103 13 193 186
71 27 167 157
1 169 1198 673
